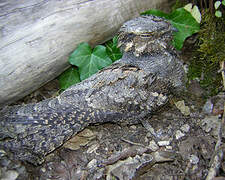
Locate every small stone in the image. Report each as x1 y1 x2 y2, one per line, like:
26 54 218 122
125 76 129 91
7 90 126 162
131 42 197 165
87 143 99 154
130 125 136 130
40 167 46 173
175 130 185 140
151 92 159 97
166 146 173 150
189 154 199 164
201 115 219 135
1 170 19 180
158 141 170 146
148 140 159 151
175 100 190 116
180 124 190 133
202 99 213 114
87 159 98 169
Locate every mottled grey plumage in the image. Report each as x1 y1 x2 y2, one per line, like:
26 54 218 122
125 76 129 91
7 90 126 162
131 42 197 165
0 15 185 165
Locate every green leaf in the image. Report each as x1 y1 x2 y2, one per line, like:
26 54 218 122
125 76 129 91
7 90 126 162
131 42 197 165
141 8 200 50
105 36 122 62
184 3 201 23
58 66 80 90
215 10 222 17
215 1 221 9
222 0 225 6
69 42 112 81
168 8 200 49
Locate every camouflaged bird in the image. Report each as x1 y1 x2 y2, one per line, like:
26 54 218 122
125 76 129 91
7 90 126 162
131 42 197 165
0 15 185 165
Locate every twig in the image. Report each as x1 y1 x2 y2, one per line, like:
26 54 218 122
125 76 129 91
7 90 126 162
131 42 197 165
206 61 225 180
220 61 225 91
121 138 146 147
206 115 223 180
101 146 149 166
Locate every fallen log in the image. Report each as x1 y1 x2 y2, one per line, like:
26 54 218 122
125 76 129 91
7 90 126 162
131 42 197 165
0 0 172 107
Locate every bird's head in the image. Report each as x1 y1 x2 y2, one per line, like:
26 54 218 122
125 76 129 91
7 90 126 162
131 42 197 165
118 15 177 57
117 15 186 93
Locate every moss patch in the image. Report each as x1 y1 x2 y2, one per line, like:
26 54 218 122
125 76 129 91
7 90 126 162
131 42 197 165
187 10 225 97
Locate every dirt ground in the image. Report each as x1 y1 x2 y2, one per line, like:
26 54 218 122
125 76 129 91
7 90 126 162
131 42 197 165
1 73 224 180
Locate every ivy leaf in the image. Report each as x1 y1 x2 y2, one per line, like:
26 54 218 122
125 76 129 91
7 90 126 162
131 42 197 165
105 36 122 62
215 10 222 17
58 66 80 90
222 0 225 6
214 1 221 9
168 8 200 49
184 3 201 23
141 7 200 50
69 42 112 81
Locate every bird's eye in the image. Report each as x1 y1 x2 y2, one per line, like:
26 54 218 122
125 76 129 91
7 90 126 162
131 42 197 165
140 32 154 38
